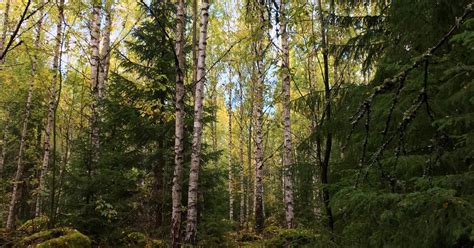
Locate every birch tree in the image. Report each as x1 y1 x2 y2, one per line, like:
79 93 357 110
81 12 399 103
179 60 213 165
98 0 112 99
280 0 295 228
253 1 266 233
185 0 210 243
89 0 101 174
171 0 186 245
5 14 43 231
35 0 65 217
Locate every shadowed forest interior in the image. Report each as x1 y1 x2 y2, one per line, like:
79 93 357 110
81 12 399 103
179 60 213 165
0 0 473 247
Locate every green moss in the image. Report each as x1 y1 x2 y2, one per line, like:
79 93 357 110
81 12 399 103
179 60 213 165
14 228 91 248
18 215 49 234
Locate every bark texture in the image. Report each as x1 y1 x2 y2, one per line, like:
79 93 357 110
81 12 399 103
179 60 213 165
254 1 266 233
171 0 186 246
185 0 210 243
35 0 64 217
89 1 101 171
98 0 112 99
280 0 295 229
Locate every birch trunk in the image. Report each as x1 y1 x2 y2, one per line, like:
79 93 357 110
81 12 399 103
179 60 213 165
254 39 265 235
280 0 295 228
191 0 198 90
6 16 42 229
171 0 186 246
35 0 64 217
227 83 234 221
185 0 209 243
98 0 112 100
89 1 101 174
253 2 266 232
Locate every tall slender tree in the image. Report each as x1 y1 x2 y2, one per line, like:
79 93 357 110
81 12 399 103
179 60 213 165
280 0 295 228
35 0 65 217
253 0 266 233
89 0 102 176
171 0 186 245
185 0 210 243
6 13 44 231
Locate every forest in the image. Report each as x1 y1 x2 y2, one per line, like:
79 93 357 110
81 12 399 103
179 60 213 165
0 0 473 247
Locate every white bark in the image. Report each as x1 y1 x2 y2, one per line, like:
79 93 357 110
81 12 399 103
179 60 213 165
171 0 186 246
35 0 64 217
98 0 112 100
185 0 210 243
254 12 266 235
89 1 101 168
280 0 295 228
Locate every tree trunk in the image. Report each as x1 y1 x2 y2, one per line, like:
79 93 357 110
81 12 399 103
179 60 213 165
227 82 234 221
171 0 186 246
317 0 334 231
5 12 43 231
98 0 112 100
89 1 101 176
253 43 265 234
280 0 295 229
184 0 210 243
253 2 266 233
191 0 198 91
35 0 64 217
